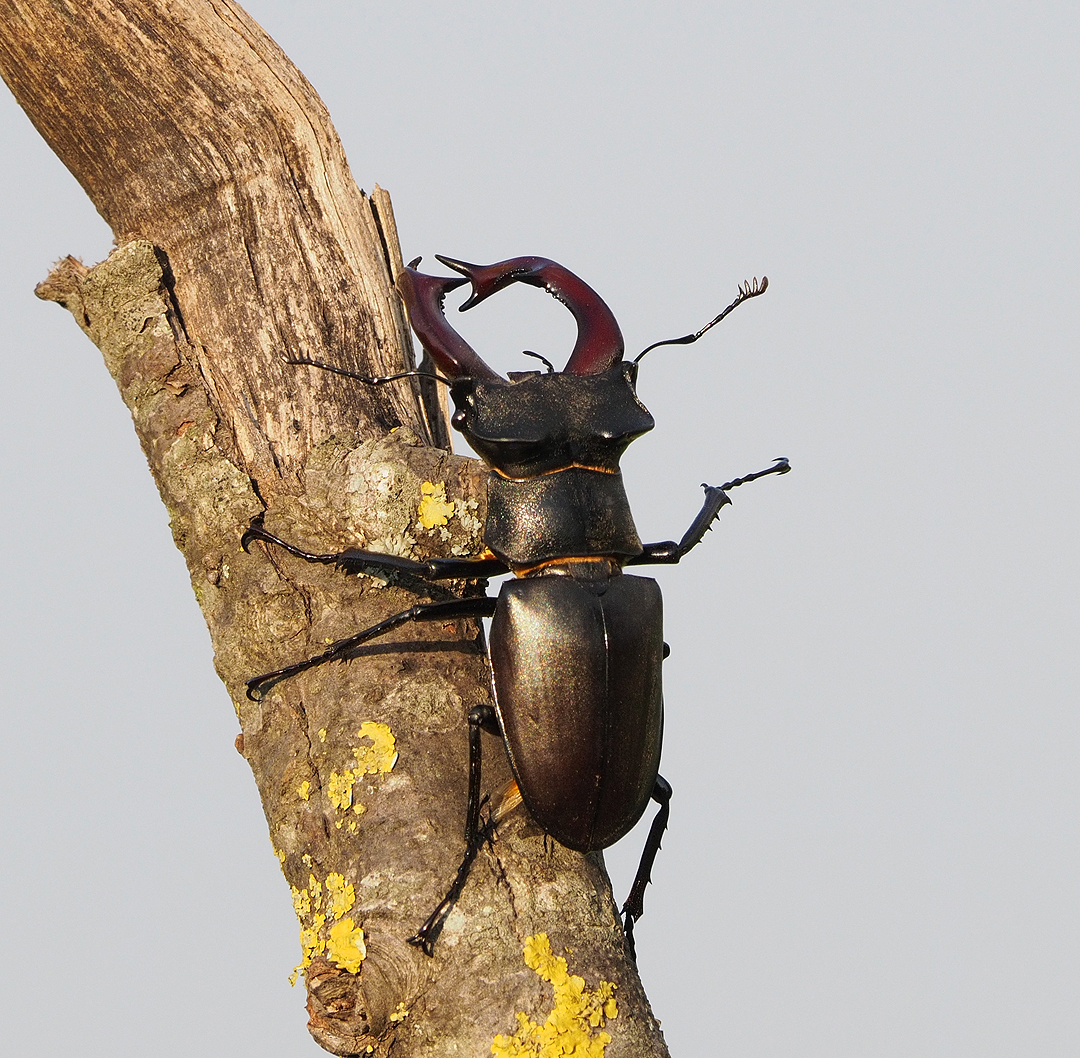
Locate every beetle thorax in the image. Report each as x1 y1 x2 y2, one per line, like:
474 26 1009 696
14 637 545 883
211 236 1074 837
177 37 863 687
449 362 654 569
449 361 654 479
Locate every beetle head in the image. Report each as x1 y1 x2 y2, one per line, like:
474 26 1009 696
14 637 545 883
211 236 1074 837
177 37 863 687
447 360 654 476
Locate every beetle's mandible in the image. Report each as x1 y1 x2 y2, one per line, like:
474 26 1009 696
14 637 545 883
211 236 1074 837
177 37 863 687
242 254 789 957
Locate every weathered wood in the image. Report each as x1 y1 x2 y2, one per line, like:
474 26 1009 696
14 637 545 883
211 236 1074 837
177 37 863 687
0 0 437 487
0 2 669 1055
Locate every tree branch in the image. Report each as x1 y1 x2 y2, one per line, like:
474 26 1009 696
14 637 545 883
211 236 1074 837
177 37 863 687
0 2 669 1055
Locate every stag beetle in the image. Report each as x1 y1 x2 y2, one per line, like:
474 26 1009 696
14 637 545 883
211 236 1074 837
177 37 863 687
242 255 788 956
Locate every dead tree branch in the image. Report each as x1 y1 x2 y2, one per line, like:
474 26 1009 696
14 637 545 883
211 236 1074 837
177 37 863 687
0 2 669 1054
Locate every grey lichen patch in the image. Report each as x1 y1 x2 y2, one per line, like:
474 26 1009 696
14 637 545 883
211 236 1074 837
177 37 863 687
377 672 465 732
161 411 257 550
39 241 180 401
241 587 311 664
74 240 165 330
41 242 174 393
270 427 487 566
338 430 485 560
36 240 263 695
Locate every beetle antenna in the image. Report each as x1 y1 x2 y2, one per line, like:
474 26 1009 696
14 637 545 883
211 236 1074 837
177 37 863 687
521 350 556 373
283 354 453 387
634 276 768 364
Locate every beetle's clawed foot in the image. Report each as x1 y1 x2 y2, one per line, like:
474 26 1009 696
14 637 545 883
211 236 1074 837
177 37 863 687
241 514 338 568
242 512 314 557
621 908 641 962
406 927 437 957
245 667 296 702
240 513 269 554
406 817 498 957
713 456 792 493
245 675 270 702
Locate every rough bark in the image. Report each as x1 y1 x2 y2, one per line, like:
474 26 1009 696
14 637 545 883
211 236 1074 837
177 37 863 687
0 2 669 1056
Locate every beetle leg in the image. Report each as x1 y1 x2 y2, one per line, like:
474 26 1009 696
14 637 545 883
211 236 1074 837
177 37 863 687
423 555 511 579
626 458 790 566
408 703 498 956
245 596 497 700
242 514 508 581
626 489 731 566
241 513 344 564
620 775 673 961
242 513 427 576
464 704 497 842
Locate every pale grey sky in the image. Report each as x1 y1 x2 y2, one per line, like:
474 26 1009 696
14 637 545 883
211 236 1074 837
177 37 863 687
2 3 1078 1055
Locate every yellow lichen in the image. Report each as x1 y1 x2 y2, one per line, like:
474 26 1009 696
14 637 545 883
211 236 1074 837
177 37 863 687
303 914 327 956
274 846 286 865
326 918 366 974
290 910 328 985
326 872 356 920
490 934 618 1058
291 885 311 919
289 871 365 983
324 723 396 826
328 769 355 812
353 721 398 774
418 480 455 529
389 1002 410 1023
283 731 395 986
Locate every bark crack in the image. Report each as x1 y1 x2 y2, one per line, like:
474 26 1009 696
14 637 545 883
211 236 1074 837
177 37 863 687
490 837 522 932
